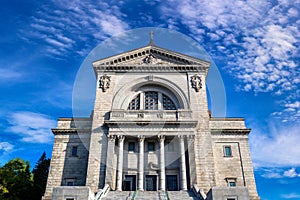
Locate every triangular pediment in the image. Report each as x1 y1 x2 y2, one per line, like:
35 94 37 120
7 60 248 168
92 45 210 68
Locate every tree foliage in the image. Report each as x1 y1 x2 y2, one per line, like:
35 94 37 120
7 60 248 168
32 152 50 200
0 158 33 200
0 152 50 200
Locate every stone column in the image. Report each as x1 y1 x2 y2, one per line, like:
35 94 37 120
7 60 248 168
179 135 187 190
158 135 166 190
105 135 116 189
138 135 145 191
116 135 125 191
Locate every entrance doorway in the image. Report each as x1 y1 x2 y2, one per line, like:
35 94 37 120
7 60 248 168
145 175 157 191
166 175 178 191
123 175 136 191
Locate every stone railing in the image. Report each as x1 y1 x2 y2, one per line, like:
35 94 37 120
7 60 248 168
192 184 207 200
57 118 92 129
109 109 192 121
209 118 246 129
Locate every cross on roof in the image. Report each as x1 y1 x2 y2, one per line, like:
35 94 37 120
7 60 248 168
149 31 154 45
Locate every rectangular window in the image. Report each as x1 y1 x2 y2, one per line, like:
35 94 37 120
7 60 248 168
66 198 75 200
128 142 135 152
225 177 237 187
71 146 78 157
167 142 174 152
229 181 236 187
67 181 74 186
148 142 155 151
224 146 232 157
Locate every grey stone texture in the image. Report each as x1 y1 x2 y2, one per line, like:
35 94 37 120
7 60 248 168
43 43 260 200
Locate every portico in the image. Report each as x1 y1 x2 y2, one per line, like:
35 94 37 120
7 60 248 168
106 133 192 191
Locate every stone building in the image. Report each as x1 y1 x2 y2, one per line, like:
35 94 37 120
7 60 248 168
43 37 260 200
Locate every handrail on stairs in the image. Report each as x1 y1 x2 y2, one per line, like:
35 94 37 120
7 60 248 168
131 190 138 200
165 190 169 200
95 184 110 200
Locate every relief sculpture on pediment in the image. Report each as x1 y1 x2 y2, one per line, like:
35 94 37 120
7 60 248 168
143 53 158 64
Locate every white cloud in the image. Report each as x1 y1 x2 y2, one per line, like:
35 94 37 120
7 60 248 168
6 111 56 143
22 0 129 57
0 68 22 80
283 168 300 178
261 168 300 179
250 125 300 167
281 193 300 199
161 0 300 123
0 142 14 153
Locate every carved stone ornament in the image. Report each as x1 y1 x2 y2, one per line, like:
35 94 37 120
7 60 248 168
190 74 202 92
99 74 111 92
108 135 116 142
143 54 158 64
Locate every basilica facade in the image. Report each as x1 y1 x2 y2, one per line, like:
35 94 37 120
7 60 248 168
43 39 260 200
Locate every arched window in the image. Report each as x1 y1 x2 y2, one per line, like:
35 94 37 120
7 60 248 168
162 94 176 110
145 91 158 110
128 91 176 110
128 94 140 110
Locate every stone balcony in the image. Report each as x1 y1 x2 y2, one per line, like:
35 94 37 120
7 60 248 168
108 109 193 122
105 109 197 136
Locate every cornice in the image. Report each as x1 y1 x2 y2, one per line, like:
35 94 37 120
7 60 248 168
94 64 209 73
51 128 91 135
210 129 251 135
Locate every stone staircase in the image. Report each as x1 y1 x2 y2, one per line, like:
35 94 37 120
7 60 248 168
167 191 199 200
136 191 160 199
102 190 199 200
101 191 134 200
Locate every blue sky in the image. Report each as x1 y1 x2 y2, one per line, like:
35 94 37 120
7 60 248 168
0 0 299 199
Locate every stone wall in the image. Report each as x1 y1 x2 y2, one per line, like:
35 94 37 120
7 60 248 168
43 118 91 200
210 119 260 200
52 186 94 200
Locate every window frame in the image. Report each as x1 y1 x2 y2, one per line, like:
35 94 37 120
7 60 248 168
147 142 155 152
71 146 78 157
226 197 237 200
128 142 135 152
167 142 175 152
224 146 232 157
225 177 237 187
65 178 76 186
128 91 177 111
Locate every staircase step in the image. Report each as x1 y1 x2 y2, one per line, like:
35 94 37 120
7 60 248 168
167 191 199 200
102 191 133 200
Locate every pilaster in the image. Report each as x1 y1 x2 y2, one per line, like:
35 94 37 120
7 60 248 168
158 135 166 190
138 135 145 191
116 135 125 191
105 135 116 190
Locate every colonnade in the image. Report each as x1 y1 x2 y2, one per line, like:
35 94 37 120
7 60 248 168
113 135 188 191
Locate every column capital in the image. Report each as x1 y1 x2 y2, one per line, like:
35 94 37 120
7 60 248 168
188 135 195 141
178 135 185 140
138 135 145 142
108 135 116 142
158 135 165 142
117 135 125 141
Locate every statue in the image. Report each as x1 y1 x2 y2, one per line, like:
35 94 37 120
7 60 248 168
99 74 111 92
190 74 202 92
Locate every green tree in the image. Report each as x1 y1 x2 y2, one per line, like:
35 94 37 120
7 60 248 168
32 152 50 200
0 158 33 200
